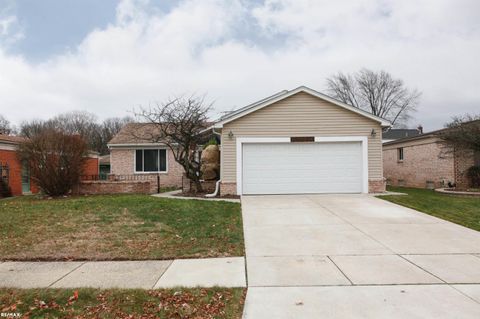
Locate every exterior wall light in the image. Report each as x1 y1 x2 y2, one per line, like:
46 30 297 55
371 129 377 138
228 131 234 139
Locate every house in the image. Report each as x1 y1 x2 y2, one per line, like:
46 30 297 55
382 127 422 143
107 123 184 188
210 86 390 195
0 135 38 196
383 126 480 189
0 134 100 196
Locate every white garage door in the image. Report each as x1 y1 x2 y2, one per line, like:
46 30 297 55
242 142 363 194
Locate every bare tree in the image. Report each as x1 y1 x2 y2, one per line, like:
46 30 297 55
19 112 133 155
326 69 421 126
438 115 480 152
17 129 89 196
136 95 213 193
97 116 134 155
0 115 13 135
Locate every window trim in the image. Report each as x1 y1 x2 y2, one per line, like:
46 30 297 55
133 148 168 174
397 147 404 162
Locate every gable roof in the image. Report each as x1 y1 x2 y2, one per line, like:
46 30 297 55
0 134 26 145
108 123 162 146
384 119 480 146
213 86 391 128
382 129 421 140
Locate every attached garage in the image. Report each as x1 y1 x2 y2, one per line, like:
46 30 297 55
241 140 366 195
211 86 390 195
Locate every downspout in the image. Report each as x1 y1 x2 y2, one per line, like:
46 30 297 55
205 127 222 198
205 179 221 198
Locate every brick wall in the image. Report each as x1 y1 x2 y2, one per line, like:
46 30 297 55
220 181 383 195
0 148 38 196
83 157 99 176
220 182 237 195
74 180 152 195
454 148 475 189
110 148 183 188
383 138 455 188
369 179 386 193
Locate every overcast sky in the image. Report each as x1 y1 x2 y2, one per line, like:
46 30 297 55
0 0 479 131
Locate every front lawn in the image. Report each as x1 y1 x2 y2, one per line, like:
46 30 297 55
0 195 244 260
0 287 246 318
379 187 480 231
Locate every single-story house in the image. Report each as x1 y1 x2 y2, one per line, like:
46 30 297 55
0 134 100 196
108 86 389 195
210 86 390 195
107 123 184 188
383 127 480 189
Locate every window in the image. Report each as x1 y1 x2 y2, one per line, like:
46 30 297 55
135 149 167 172
397 147 404 161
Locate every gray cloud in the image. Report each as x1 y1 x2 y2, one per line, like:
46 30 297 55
0 0 479 131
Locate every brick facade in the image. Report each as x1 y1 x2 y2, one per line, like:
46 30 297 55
110 148 183 188
220 180 384 195
454 148 475 189
83 157 99 176
220 182 237 196
383 137 455 188
369 179 386 193
383 136 478 189
0 148 39 196
74 180 152 195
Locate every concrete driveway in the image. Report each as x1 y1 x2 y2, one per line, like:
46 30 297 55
241 194 480 318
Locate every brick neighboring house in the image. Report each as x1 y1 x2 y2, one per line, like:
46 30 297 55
107 123 184 189
383 128 480 189
0 134 100 196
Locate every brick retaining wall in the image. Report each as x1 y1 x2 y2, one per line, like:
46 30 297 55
73 180 153 195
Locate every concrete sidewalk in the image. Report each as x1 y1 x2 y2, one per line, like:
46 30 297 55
0 257 246 289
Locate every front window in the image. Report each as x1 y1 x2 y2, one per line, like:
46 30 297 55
135 149 167 172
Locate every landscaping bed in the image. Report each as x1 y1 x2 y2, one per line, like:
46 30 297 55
0 194 244 261
174 192 241 200
0 287 246 319
435 188 480 197
379 187 480 231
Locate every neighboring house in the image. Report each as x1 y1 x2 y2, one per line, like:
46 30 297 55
107 123 184 188
382 127 422 143
0 134 100 196
383 127 480 189
209 86 390 195
0 135 38 196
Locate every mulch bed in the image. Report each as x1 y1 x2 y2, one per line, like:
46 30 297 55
174 192 241 199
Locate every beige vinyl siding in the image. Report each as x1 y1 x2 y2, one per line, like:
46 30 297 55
220 92 383 183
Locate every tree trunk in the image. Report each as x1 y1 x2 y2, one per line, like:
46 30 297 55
193 179 203 193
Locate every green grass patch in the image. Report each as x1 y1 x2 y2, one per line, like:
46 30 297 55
0 287 246 318
0 194 244 260
379 187 480 231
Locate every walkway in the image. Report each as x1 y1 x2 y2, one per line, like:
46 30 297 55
0 257 246 289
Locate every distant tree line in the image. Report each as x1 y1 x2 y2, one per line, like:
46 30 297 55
1 111 133 155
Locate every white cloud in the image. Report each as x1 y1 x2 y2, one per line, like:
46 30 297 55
0 0 479 130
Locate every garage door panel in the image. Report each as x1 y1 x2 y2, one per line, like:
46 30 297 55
242 142 363 194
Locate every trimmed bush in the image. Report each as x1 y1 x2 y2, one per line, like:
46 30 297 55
467 165 480 188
